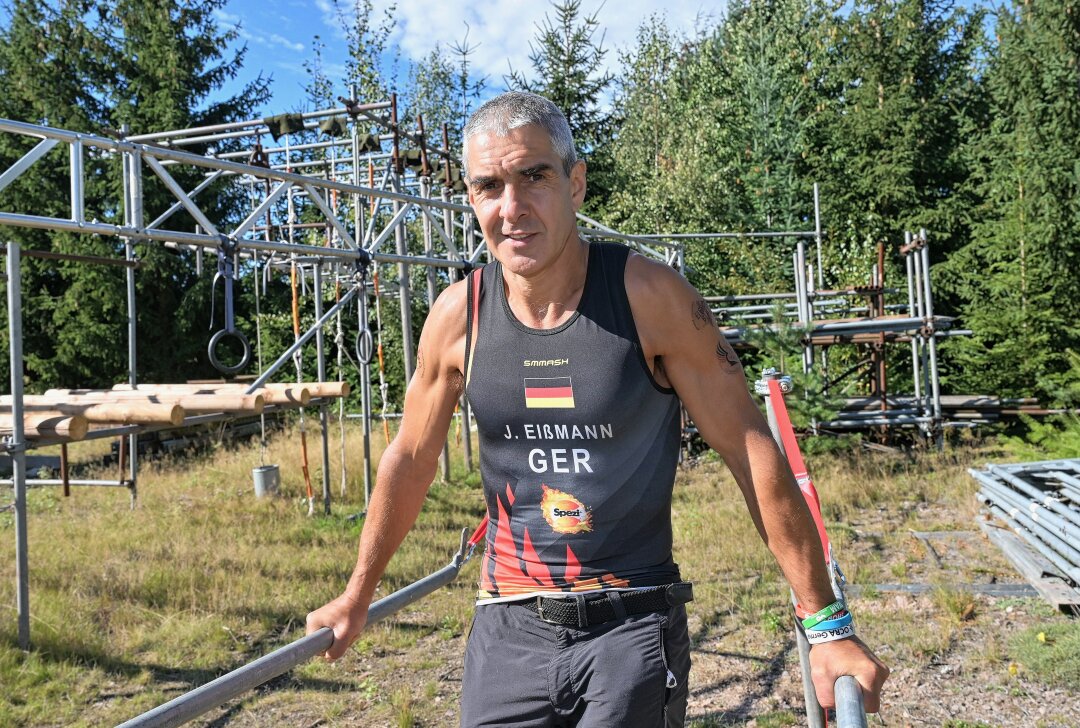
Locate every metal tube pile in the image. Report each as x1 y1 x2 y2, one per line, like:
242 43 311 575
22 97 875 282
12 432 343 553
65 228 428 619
973 458 1080 586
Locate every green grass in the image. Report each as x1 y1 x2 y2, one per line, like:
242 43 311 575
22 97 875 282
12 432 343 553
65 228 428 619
1008 622 1080 690
1 423 1076 725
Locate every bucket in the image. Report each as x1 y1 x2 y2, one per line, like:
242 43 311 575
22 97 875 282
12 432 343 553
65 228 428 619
252 464 280 498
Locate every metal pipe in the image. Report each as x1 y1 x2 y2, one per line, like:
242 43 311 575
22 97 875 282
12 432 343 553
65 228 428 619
985 465 1080 532
125 145 141 509
904 236 922 403
835 676 867 728
69 139 84 224
0 137 59 195
391 176 415 382
126 104 386 142
0 479 131 487
313 265 332 515
649 230 816 240
359 284 373 507
6 242 31 649
982 501 1080 585
919 231 942 442
759 372 824 728
813 183 823 288
0 118 471 214
147 169 226 230
245 284 360 393
974 472 1080 545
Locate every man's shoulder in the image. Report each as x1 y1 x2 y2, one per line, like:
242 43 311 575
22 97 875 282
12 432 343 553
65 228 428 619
425 276 469 337
624 250 694 305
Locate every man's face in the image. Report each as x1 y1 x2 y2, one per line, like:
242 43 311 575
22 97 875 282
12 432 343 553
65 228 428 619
465 124 586 277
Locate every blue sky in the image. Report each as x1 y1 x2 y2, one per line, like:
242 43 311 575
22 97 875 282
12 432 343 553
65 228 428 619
215 0 721 115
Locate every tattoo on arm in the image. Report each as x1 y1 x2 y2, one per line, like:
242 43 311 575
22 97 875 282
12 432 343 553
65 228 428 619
691 300 715 330
415 346 425 375
716 338 741 369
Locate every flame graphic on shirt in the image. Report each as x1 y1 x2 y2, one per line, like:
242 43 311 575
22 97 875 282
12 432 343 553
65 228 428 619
540 484 592 534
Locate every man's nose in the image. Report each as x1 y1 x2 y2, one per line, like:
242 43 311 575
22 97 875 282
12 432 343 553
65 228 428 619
500 183 526 223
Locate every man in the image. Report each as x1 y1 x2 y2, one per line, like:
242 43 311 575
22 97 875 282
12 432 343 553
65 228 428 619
307 91 889 726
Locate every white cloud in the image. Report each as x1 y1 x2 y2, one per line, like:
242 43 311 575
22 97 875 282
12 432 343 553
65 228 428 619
270 33 307 52
364 0 721 90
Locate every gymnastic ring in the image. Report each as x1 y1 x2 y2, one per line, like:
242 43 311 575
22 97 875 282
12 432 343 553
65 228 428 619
355 328 374 365
208 329 252 375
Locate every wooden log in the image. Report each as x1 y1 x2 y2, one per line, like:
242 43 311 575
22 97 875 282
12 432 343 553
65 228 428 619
112 383 310 407
0 412 88 441
43 389 264 414
307 381 350 399
1 397 184 426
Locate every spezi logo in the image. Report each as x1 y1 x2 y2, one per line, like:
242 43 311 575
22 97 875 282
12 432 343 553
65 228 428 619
540 484 592 534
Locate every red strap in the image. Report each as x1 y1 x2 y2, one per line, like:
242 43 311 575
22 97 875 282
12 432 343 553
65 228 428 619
467 515 489 548
766 379 832 563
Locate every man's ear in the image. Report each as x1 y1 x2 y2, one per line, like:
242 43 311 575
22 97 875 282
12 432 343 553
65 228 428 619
570 159 587 211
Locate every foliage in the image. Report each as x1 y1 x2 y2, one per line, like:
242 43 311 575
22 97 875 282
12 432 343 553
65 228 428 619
999 351 1080 460
938 0 1080 402
1008 621 1080 691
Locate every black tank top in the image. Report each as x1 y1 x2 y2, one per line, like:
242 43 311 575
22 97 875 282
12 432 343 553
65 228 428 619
465 242 682 600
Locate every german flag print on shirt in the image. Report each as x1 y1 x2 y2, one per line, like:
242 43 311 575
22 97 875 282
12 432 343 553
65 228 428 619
524 376 575 409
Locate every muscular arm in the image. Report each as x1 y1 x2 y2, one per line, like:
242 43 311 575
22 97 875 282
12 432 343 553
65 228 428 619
627 254 888 710
306 279 467 659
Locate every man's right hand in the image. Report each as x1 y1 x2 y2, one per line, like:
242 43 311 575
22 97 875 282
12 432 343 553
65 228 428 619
305 591 369 661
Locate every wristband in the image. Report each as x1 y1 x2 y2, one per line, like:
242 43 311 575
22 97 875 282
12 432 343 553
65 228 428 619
809 611 852 631
799 599 847 629
805 621 857 645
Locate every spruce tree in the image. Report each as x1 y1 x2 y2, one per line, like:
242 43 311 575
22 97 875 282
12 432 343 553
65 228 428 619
939 0 1080 401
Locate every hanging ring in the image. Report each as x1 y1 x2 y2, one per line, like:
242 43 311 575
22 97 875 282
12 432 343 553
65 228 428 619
355 328 374 365
208 328 252 375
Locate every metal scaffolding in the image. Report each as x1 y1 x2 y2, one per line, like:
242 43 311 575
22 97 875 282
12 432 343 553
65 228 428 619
0 96 683 649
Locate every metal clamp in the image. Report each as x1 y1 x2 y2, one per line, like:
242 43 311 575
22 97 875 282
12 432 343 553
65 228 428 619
754 367 793 395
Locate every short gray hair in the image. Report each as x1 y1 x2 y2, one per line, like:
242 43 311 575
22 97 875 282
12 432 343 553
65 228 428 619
462 91 577 179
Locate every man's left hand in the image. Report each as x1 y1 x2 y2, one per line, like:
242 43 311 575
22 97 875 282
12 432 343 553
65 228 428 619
808 636 890 713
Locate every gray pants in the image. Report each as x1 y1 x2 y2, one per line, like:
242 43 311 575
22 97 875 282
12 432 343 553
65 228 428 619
461 600 691 727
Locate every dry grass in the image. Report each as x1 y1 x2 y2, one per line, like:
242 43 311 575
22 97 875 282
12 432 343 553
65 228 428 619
1 425 1076 726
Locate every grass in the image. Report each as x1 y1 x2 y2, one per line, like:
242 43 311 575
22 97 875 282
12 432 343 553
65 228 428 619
1008 622 1080 691
0 422 1075 725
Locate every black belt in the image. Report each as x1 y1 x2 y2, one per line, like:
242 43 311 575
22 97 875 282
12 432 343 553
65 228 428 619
519 582 693 629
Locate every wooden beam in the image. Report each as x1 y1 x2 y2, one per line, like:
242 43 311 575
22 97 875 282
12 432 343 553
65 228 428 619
1 397 184 425
111 383 310 407
43 389 264 414
0 412 88 441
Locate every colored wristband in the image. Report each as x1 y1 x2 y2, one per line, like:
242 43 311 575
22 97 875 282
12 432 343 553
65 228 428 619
809 611 852 632
800 599 847 629
805 621 857 645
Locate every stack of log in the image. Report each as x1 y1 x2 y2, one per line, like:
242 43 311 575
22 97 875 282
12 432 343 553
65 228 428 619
0 381 350 444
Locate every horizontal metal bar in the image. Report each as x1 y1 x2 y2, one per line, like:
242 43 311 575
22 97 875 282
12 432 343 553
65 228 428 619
0 247 139 268
126 105 387 142
0 479 130 487
651 230 816 240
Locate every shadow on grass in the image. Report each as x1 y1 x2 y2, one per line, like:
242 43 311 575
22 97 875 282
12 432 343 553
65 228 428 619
689 637 795 725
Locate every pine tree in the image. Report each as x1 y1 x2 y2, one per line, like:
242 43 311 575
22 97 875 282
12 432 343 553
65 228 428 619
939 0 1080 401
807 0 983 286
